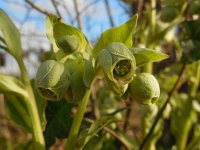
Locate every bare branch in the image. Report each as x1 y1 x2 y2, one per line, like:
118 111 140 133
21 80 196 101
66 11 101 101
73 0 82 30
25 0 50 16
51 0 62 18
104 0 115 27
72 0 100 25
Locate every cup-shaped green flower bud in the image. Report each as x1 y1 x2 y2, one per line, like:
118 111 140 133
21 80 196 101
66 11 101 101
130 73 160 105
98 42 136 85
35 60 70 101
56 34 80 54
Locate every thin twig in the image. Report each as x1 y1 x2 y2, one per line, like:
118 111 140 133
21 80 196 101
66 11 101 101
139 64 187 150
59 0 73 24
51 0 62 18
71 0 100 25
104 0 115 27
25 0 50 16
73 0 82 30
84 117 131 150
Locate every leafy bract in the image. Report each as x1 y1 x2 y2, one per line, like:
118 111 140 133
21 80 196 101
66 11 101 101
93 15 138 59
0 9 22 58
0 73 27 97
129 48 168 66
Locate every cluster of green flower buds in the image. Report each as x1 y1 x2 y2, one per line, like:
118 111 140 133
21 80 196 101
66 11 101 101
98 42 161 105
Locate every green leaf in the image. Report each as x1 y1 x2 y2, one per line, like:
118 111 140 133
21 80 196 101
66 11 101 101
44 98 73 149
0 9 22 58
0 73 27 97
5 95 32 132
129 48 168 66
93 15 138 59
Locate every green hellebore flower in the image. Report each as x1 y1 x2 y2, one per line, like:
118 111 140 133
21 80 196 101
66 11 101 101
129 73 160 105
98 42 136 85
56 34 80 54
35 60 70 101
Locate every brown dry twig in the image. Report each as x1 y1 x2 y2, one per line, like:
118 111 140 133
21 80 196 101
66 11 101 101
25 0 50 16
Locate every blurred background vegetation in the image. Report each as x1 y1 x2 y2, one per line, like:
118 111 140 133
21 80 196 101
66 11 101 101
0 0 200 149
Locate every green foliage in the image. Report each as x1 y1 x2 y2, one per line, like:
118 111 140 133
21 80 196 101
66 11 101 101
93 15 138 59
0 9 22 58
44 98 73 149
0 73 27 97
5 95 32 132
129 48 168 66
2 1 200 149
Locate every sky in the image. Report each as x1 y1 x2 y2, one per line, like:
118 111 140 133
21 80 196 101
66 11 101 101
0 0 131 76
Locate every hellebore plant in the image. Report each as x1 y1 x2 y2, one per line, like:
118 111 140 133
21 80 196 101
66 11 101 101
0 8 168 150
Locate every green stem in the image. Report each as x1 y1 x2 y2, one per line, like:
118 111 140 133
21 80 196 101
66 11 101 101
190 61 200 97
177 115 192 150
144 0 156 74
65 88 92 150
17 57 45 150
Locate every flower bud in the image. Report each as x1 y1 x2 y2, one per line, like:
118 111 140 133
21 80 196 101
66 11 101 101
35 60 70 101
98 42 136 85
129 73 160 105
56 34 80 54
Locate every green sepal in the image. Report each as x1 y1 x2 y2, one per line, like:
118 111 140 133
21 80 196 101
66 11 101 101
53 21 87 54
129 48 168 66
106 77 128 96
35 60 70 101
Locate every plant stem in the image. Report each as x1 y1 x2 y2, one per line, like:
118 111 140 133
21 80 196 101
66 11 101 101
144 0 156 74
176 112 192 150
139 64 187 150
17 58 45 150
24 92 45 150
177 61 200 150
65 88 92 150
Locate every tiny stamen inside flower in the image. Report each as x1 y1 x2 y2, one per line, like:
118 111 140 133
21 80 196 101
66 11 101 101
113 60 131 77
39 87 57 99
